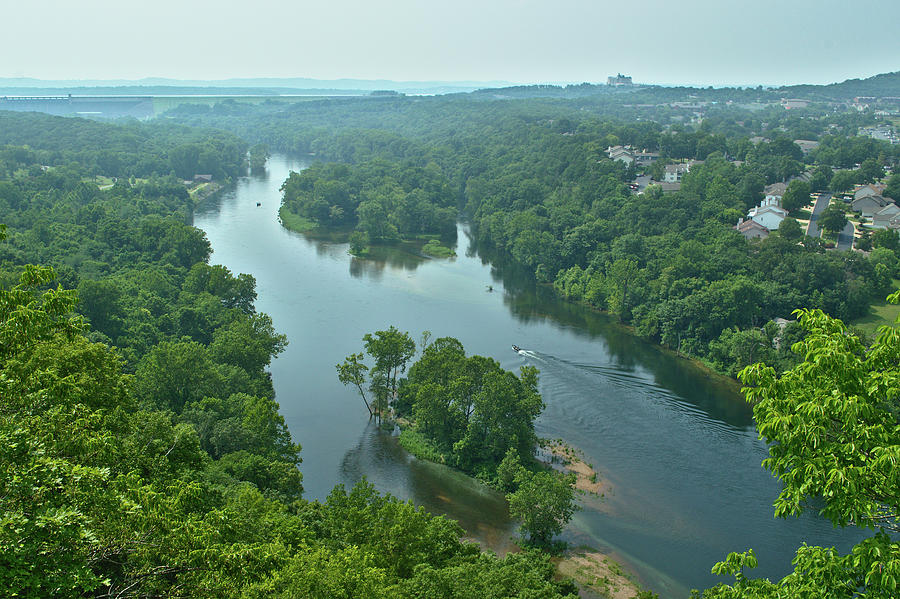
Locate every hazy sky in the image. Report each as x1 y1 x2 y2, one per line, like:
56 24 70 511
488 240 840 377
3 0 898 86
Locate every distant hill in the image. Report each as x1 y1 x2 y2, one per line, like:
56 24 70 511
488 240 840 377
778 71 900 100
0 77 512 96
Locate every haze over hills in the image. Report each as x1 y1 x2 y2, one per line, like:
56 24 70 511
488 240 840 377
0 76 516 96
1 71 898 101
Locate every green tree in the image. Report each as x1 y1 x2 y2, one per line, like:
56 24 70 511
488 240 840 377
248 143 270 171
507 469 578 546
337 353 374 417
873 228 900 251
859 157 884 183
363 326 416 400
349 230 369 255
819 203 848 234
777 217 803 240
829 170 859 194
808 165 833 193
698 303 900 598
780 180 811 214
884 173 900 201
607 258 639 321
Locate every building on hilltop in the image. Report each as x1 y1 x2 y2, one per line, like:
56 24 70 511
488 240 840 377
607 74 633 86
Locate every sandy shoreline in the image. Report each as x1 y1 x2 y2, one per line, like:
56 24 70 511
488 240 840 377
538 440 606 495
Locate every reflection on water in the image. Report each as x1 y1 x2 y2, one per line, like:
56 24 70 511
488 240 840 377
195 155 865 599
348 246 428 279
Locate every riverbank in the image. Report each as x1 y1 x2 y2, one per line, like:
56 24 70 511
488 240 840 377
393 426 650 598
539 440 605 495
556 549 650 599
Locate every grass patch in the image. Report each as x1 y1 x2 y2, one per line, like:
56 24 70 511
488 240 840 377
852 280 900 335
278 206 319 233
397 429 446 464
794 209 812 219
555 548 655 599
421 239 456 258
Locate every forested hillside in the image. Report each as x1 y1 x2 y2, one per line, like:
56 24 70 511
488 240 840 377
167 91 900 376
0 112 576 597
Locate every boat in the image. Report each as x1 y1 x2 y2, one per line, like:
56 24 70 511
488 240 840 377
512 344 521 352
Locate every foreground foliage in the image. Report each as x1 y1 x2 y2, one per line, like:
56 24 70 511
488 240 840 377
696 299 900 597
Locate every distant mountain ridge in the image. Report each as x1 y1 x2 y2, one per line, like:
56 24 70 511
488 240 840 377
2 71 898 101
0 76 515 96
778 71 900 99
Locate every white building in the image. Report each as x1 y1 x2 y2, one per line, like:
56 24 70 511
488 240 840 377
748 197 788 230
664 163 692 183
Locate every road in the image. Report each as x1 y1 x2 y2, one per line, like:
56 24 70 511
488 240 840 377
836 220 855 250
806 192 832 238
631 175 652 194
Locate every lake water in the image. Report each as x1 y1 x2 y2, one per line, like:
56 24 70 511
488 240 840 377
194 154 863 597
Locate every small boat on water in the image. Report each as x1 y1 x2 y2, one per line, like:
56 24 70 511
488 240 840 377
512 344 521 352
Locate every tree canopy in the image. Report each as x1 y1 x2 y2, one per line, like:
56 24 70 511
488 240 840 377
697 300 900 597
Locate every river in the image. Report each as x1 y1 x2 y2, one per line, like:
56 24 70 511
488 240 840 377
194 154 863 597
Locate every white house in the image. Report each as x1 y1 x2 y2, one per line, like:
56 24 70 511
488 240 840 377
748 197 788 230
664 163 691 183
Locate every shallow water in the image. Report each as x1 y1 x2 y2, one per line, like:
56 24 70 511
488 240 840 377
194 155 864 597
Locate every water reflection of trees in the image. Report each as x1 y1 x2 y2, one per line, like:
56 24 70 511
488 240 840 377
468 233 751 427
348 245 428 279
337 424 516 552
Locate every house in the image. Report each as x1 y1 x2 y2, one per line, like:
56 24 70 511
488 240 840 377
854 183 886 201
851 194 891 218
633 150 660 166
607 145 634 165
747 197 788 230
194 174 213 182
793 140 819 155
764 182 788 203
664 163 692 183
657 182 682 193
735 217 770 240
781 98 809 110
871 203 900 229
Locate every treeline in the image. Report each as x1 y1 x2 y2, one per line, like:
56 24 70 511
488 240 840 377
0 114 576 597
167 92 900 376
0 110 247 179
280 159 457 241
